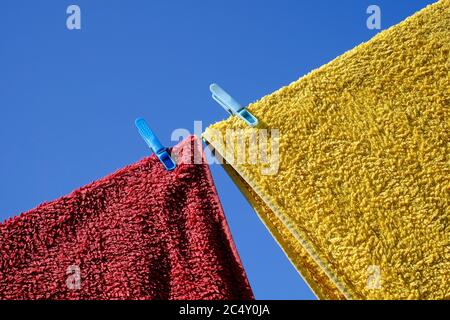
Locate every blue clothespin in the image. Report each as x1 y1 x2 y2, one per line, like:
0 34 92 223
209 83 258 127
135 118 176 171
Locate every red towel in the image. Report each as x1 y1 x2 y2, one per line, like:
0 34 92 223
0 136 253 300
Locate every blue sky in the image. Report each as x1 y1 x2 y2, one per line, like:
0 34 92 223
0 0 436 299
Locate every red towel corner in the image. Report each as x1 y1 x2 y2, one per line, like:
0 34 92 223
0 135 253 300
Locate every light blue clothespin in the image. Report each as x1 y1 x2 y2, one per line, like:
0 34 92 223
135 118 176 171
209 83 258 127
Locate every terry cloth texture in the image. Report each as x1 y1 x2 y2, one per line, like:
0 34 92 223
203 0 449 300
0 136 254 300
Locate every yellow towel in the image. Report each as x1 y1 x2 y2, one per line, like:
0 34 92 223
203 0 449 300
